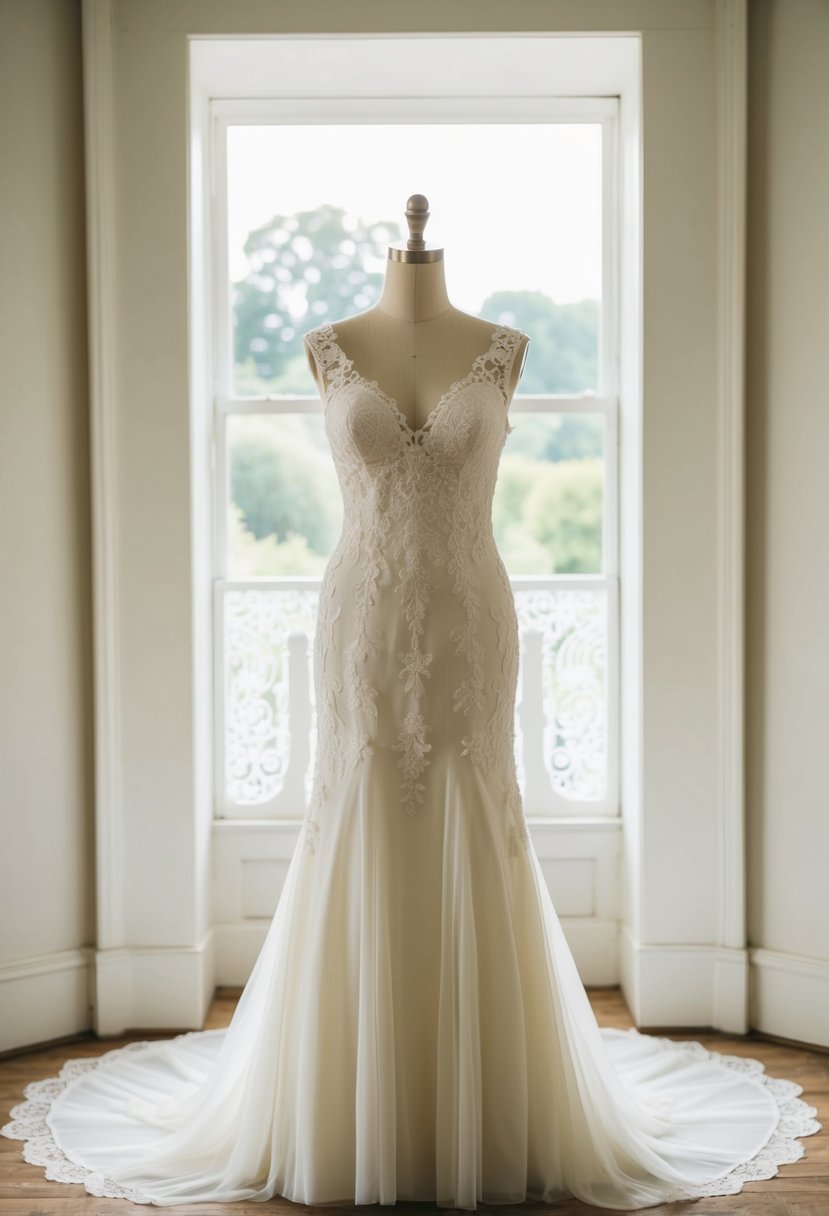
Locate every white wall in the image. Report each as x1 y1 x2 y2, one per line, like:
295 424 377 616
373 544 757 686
0 0 95 1050
746 0 829 1046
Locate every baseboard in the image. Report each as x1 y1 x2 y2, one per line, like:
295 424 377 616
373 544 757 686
620 925 749 1033
92 929 216 1036
749 947 829 1049
213 921 269 985
0 947 94 1053
562 918 620 985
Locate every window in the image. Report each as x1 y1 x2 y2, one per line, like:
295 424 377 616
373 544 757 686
211 99 619 820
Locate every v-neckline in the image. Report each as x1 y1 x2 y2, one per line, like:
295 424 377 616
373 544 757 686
318 321 508 440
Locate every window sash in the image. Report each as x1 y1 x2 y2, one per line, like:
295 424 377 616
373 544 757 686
209 96 620 824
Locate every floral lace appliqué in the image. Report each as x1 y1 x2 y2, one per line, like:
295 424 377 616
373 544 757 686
392 709 433 815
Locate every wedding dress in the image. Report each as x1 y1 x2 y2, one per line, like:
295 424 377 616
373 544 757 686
2 320 820 1210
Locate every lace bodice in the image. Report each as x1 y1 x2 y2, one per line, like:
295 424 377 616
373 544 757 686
306 320 524 443
302 320 530 844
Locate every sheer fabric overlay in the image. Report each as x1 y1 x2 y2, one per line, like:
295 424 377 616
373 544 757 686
2 320 820 1210
2 1020 820 1208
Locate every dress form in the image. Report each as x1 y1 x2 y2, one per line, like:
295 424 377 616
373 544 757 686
305 195 529 433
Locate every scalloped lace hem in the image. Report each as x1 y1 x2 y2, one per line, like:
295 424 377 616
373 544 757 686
0 1027 822 1208
0 1033 210 1205
616 1029 822 1202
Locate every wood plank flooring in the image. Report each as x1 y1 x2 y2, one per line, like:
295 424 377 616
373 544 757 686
1 987 825 1216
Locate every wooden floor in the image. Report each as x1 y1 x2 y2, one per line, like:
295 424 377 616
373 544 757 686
1 987 826 1215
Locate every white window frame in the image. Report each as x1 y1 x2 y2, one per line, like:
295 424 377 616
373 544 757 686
209 96 620 822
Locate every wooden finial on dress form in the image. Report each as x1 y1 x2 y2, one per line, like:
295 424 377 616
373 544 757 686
389 195 440 262
405 195 430 250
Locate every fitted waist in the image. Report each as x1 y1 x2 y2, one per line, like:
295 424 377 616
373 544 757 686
327 528 506 583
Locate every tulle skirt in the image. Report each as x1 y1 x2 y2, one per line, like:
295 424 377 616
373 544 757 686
2 752 821 1208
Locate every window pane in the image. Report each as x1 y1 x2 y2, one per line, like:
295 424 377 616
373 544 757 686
226 413 342 578
495 413 605 574
227 122 602 397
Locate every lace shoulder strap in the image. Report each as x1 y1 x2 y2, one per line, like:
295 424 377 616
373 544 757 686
306 320 529 413
483 326 529 431
303 324 348 395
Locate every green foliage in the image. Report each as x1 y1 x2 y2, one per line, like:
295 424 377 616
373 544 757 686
229 504 331 577
542 413 603 461
524 458 604 573
233 204 401 390
492 454 538 542
494 454 603 574
229 416 340 550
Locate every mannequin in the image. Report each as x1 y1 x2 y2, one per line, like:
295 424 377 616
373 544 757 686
305 194 529 431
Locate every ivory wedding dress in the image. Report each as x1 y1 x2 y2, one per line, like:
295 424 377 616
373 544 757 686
2 320 820 1210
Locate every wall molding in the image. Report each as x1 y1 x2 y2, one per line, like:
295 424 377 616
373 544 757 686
614 0 752 1038
82 0 124 952
715 0 748 994
749 948 829 1049
0 938 218 1045
0 949 93 1053
92 931 215 1037
621 927 749 1032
